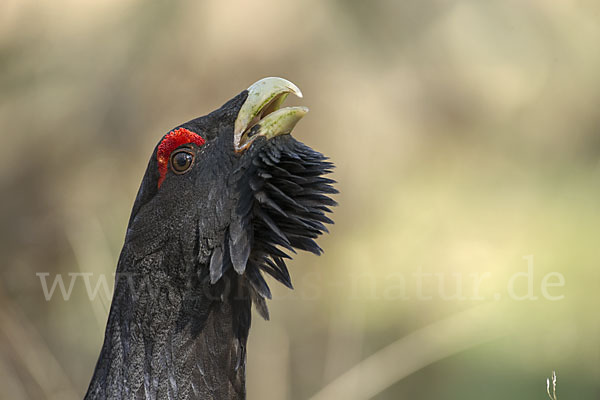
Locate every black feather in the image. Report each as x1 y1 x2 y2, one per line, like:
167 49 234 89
229 217 251 275
85 90 336 400
209 246 224 284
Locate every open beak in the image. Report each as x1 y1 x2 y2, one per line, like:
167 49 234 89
234 77 309 152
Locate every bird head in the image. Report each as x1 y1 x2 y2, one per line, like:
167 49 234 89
123 77 336 319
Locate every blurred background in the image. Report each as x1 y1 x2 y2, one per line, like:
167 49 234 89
1 0 599 398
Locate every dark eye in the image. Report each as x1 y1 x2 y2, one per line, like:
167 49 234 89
170 149 195 174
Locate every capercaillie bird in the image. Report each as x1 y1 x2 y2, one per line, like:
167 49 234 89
84 77 337 399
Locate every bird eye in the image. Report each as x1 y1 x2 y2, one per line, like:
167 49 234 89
170 149 195 174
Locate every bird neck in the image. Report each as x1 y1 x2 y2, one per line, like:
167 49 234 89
85 270 251 400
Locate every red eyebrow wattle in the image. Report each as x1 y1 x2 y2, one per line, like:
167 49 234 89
157 128 205 188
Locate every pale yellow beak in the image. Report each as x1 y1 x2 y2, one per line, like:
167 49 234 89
233 77 309 152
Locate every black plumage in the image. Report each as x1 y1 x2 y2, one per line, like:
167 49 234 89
84 82 336 399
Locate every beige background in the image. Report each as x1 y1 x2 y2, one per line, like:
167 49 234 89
1 0 598 398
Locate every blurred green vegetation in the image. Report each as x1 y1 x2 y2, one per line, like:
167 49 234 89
1 0 599 398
